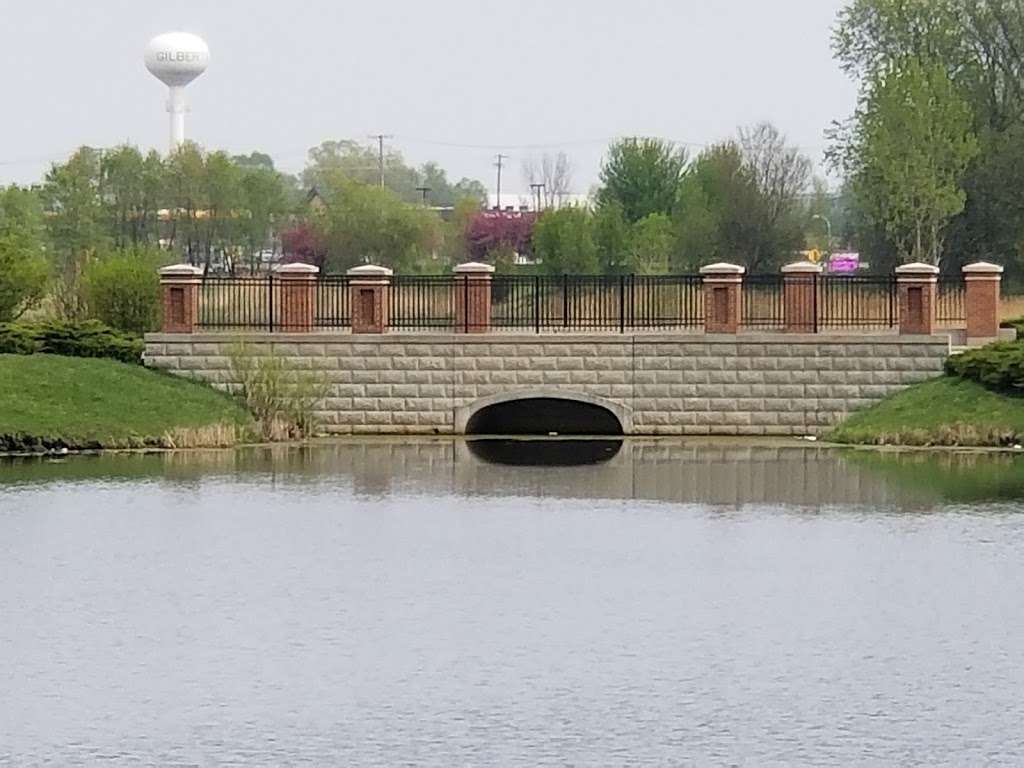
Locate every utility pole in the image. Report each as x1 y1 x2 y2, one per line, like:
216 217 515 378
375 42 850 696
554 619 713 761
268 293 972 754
530 182 546 213
369 134 393 188
494 153 508 211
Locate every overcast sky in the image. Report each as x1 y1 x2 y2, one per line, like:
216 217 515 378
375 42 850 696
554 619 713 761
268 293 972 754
2 0 858 194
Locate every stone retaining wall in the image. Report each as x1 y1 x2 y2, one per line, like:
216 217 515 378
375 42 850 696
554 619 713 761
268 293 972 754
143 332 951 436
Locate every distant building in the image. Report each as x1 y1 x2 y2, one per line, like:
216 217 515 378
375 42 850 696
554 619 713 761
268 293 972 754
486 192 591 212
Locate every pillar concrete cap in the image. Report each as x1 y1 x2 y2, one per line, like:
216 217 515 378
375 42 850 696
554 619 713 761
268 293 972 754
159 264 204 278
894 262 940 276
963 261 1004 275
781 261 823 274
453 261 496 274
346 264 394 278
274 262 320 275
700 262 746 275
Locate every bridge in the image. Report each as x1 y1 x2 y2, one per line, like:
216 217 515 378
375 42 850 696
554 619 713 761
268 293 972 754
144 260 1006 436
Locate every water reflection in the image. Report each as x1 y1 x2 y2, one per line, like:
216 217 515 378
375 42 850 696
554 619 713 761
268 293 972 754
3 440 1024 507
466 438 623 467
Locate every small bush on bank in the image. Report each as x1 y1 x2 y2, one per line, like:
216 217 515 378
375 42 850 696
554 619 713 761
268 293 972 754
82 250 163 335
0 320 143 364
945 341 1024 391
229 345 328 440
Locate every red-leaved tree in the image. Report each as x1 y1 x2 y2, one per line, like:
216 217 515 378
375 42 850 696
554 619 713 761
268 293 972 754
465 212 536 262
281 222 326 267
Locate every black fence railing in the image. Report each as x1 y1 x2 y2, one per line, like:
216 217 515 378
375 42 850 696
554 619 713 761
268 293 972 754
198 275 276 331
391 275 456 330
818 275 898 330
315 275 351 329
192 272 967 333
741 275 787 331
937 276 967 328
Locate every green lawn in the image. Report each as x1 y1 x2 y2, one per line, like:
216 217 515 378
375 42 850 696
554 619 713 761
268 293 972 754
831 376 1024 447
0 354 252 448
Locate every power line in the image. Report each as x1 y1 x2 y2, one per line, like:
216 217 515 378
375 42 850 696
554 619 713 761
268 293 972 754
395 134 612 151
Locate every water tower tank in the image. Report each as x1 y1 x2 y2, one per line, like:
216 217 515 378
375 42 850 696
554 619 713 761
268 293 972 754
144 32 210 151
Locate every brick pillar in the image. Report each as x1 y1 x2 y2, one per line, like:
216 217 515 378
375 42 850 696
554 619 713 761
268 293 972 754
347 264 393 334
895 262 940 336
453 262 495 333
700 263 745 334
159 264 204 333
963 261 1004 341
781 261 822 333
275 262 319 332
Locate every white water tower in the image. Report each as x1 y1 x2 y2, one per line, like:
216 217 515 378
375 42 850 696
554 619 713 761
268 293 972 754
144 32 210 152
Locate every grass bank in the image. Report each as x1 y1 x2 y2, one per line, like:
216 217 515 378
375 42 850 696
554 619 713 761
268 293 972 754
830 376 1024 447
0 354 253 451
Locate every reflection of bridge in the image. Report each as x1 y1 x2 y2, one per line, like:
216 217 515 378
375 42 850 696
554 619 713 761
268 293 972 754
126 441 945 509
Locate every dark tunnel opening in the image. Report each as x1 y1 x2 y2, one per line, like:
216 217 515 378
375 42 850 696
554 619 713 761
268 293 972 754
464 397 625 436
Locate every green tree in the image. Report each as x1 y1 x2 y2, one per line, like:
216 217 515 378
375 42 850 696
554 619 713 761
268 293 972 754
100 145 167 248
841 59 979 265
164 142 208 264
673 171 722 271
532 207 599 274
0 185 48 321
41 147 109 318
203 150 244 264
232 151 276 172
833 0 964 80
672 134 808 272
592 201 631 273
239 165 291 271
628 214 674 274
302 140 487 207
42 147 107 262
313 174 439 272
596 138 687 223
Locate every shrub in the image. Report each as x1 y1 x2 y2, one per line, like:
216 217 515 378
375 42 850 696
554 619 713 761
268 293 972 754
945 341 1024 391
228 345 328 439
82 251 162 335
0 234 48 322
0 320 143 364
1002 316 1024 336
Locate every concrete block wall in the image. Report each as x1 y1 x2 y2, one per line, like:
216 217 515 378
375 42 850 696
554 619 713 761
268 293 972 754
143 332 950 436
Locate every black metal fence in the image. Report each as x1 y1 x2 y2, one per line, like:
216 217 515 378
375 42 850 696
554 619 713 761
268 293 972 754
937 276 967 328
742 275 787 331
193 272 967 333
817 275 898 330
198 276 276 331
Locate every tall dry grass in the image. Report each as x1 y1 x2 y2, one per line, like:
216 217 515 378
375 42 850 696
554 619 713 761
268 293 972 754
160 423 249 449
1001 295 1024 322
228 344 329 439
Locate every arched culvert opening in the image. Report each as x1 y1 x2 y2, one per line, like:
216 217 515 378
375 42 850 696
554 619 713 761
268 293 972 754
464 397 625 436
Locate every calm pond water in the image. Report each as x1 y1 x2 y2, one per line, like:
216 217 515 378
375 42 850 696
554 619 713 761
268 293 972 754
2 440 1024 766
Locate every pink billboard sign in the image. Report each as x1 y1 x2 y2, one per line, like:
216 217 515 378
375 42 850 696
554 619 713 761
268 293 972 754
828 252 860 273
